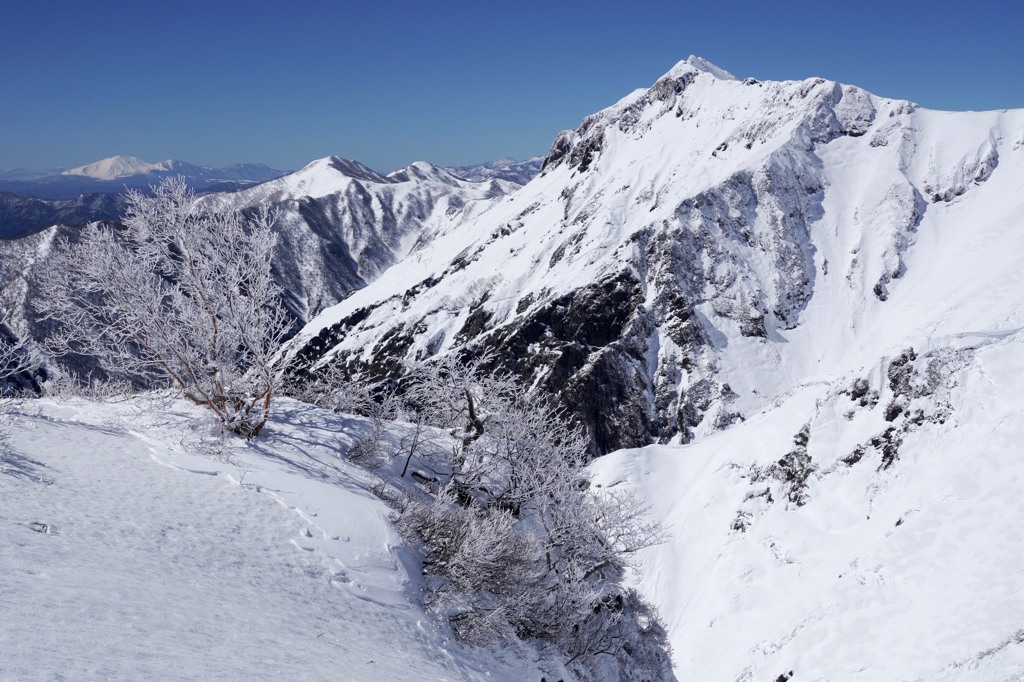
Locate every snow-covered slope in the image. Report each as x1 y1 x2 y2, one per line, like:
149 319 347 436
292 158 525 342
0 225 66 340
285 56 1024 455
591 330 1024 680
0 397 544 680
204 156 519 322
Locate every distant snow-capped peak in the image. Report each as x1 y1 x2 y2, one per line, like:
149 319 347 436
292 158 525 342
61 155 172 180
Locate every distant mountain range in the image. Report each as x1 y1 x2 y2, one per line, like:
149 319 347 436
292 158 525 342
445 157 543 185
0 155 544 239
0 156 288 200
0 155 521 355
0 156 287 238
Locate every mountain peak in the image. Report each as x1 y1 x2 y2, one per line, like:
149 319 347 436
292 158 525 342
62 155 169 180
325 156 390 183
388 161 464 185
666 56 737 81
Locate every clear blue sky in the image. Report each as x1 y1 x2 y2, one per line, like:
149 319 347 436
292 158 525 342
2 0 1022 172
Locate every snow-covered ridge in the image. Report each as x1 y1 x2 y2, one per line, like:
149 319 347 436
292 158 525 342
285 57 1024 454
201 156 521 323
0 153 522 359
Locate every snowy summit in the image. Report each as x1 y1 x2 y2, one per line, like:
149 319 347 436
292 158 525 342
61 155 172 179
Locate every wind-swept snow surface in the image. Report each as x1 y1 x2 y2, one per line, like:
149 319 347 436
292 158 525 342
0 398 541 680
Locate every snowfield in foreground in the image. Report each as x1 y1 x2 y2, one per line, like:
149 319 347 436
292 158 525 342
0 398 540 681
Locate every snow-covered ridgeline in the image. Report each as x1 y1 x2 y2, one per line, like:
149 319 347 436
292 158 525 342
445 157 544 185
285 56 1024 455
0 155 520 355
201 157 518 322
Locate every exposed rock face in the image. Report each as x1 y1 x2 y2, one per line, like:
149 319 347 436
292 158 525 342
284 57 1024 456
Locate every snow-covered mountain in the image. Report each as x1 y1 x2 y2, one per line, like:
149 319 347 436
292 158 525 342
0 156 286 200
203 156 519 322
284 55 1024 454
273 54 1024 680
446 157 544 185
61 155 172 179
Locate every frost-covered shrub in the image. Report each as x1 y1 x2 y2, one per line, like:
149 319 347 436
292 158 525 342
0 314 35 397
285 362 403 465
35 178 287 437
397 485 543 645
396 354 673 680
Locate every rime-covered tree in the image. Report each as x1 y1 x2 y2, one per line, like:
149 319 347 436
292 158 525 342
35 177 287 437
394 354 674 680
0 313 32 396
